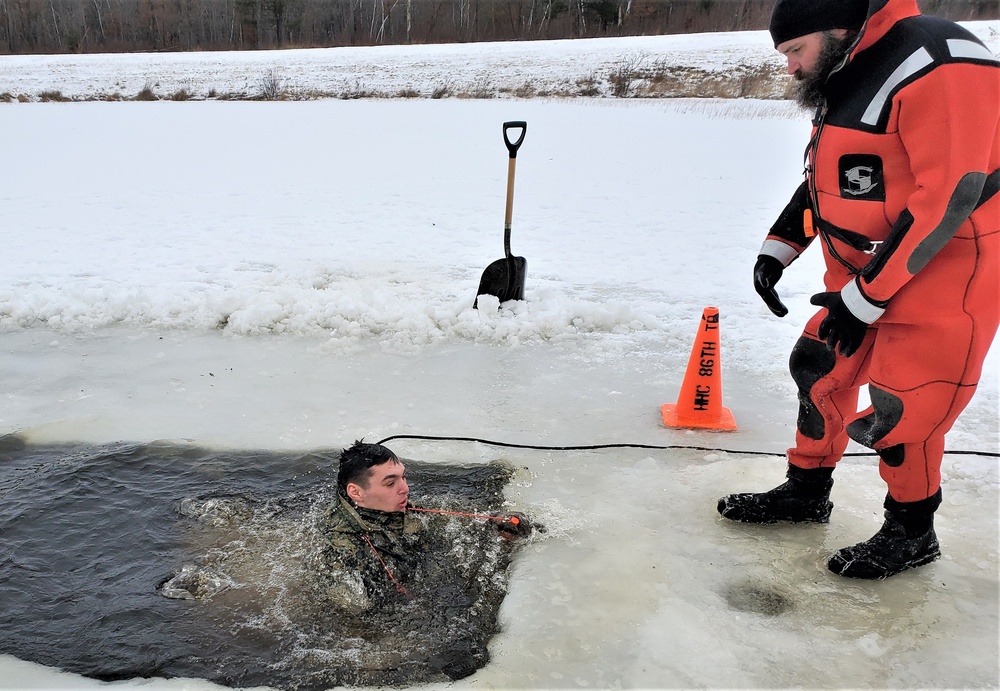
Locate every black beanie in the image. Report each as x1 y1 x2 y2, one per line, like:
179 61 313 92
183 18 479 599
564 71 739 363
769 0 869 47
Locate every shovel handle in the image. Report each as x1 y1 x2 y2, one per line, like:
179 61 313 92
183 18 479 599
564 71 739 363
503 121 527 158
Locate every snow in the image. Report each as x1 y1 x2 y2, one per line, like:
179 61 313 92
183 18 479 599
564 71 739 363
0 30 784 100
1 24 998 690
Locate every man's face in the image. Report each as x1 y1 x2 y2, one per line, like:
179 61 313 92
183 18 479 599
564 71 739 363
349 459 409 513
778 30 854 109
777 32 829 79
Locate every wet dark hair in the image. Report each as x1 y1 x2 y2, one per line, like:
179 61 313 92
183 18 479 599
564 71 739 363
337 439 398 492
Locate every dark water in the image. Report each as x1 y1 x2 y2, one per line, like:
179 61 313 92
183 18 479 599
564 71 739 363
0 435 521 689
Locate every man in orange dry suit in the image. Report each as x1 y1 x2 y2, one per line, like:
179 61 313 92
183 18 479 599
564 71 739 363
717 0 999 579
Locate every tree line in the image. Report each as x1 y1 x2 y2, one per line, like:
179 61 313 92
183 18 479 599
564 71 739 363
0 0 995 55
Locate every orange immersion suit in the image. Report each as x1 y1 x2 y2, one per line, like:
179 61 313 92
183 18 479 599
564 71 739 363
760 0 1000 502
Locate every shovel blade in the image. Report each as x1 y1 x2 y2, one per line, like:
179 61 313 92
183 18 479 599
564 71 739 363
474 256 526 309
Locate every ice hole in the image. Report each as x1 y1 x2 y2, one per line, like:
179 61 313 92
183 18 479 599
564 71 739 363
0 440 532 688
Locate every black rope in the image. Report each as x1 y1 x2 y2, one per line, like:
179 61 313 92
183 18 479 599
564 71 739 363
377 433 1000 459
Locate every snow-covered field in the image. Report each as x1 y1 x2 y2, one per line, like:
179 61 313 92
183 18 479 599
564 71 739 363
0 30 788 101
1 23 998 690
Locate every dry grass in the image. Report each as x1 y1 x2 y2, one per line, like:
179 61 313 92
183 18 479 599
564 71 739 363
258 69 285 100
7 60 796 103
456 77 495 99
575 74 601 97
133 86 158 101
512 82 537 98
339 80 377 99
637 59 788 99
39 90 71 102
608 53 647 97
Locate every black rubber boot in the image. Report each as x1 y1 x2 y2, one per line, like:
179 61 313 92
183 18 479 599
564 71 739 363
828 489 942 580
717 464 834 524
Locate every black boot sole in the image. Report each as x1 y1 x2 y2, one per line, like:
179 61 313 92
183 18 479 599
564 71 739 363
717 495 833 524
828 544 941 580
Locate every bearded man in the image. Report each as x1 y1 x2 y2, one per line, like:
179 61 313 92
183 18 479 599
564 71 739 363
718 0 1000 579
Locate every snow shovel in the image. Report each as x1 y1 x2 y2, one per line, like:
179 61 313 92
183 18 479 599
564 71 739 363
474 121 527 309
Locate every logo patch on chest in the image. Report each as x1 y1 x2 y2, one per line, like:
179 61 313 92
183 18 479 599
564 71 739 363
839 154 885 201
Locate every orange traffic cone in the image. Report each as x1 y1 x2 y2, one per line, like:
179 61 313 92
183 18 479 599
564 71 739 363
661 306 737 431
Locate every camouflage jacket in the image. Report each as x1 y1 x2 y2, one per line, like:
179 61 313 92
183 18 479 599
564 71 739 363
311 492 424 612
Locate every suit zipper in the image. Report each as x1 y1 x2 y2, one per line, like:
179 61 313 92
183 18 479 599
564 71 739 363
807 101 864 275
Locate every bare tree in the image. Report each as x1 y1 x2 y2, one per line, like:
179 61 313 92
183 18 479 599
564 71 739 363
0 0 12 52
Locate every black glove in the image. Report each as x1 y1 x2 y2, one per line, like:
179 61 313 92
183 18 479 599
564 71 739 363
494 512 533 538
753 255 788 317
810 291 868 357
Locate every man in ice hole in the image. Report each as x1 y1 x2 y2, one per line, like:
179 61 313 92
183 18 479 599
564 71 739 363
312 440 529 612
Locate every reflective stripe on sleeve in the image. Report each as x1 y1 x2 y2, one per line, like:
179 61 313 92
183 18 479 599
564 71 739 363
760 239 800 267
842 278 886 324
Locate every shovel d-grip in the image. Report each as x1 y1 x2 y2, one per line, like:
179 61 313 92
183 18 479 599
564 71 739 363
503 121 527 158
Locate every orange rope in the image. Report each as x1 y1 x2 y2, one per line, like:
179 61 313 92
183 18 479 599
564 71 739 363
409 507 502 521
409 507 522 530
361 533 408 596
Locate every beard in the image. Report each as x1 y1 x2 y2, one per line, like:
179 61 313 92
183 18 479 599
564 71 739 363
793 31 857 109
